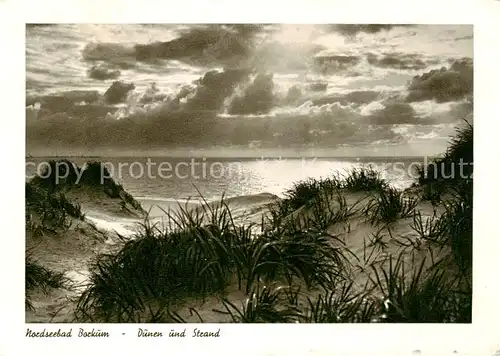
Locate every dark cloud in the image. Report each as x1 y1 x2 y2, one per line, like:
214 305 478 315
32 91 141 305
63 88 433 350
312 55 360 74
284 86 303 106
228 73 275 115
454 35 473 42
88 65 121 80
134 25 266 66
367 52 429 70
26 108 220 150
368 101 421 125
23 73 419 153
104 81 135 104
308 83 328 92
82 43 136 66
181 68 250 112
406 58 473 102
215 108 399 148
26 24 57 29
90 68 253 116
80 25 327 72
66 104 119 120
26 97 401 152
328 25 410 36
26 90 101 112
81 25 270 69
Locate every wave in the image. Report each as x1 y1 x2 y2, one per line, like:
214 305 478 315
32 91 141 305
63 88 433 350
222 192 279 205
104 192 279 232
136 192 278 206
85 215 137 238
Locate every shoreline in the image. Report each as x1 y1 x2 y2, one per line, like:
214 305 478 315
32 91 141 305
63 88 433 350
25 129 472 323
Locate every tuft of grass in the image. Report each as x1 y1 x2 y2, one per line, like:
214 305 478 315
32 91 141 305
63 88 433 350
302 282 376 323
26 160 143 235
342 166 388 192
365 187 419 224
307 189 359 232
410 210 446 246
80 161 144 210
280 167 386 214
48 192 85 220
439 182 473 275
120 187 143 210
369 255 471 322
420 183 443 205
76 227 233 321
216 284 301 323
367 226 389 253
252 228 351 292
26 252 69 311
417 121 473 202
283 178 325 211
412 181 472 276
413 120 473 277
26 182 85 235
75 198 242 322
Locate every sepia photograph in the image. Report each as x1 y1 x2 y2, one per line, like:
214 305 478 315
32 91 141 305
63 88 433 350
25 24 473 324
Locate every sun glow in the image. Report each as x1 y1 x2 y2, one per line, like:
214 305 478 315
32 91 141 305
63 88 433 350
272 24 320 44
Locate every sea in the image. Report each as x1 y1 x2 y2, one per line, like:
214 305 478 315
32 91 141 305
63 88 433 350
26 155 423 200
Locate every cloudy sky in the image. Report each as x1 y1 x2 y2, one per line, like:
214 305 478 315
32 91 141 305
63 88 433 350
26 24 473 157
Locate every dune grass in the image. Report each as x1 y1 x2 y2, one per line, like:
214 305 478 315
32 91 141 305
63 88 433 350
270 167 384 225
280 167 386 213
51 121 473 323
216 284 302 323
369 255 470 323
306 189 359 232
26 252 69 311
25 160 144 315
26 182 85 235
364 187 419 225
74 185 471 323
28 160 143 209
416 121 473 202
437 182 473 275
74 151 472 322
75 200 248 321
26 160 144 237
75 194 356 322
410 210 446 245
283 178 327 211
341 166 388 193
74 204 472 323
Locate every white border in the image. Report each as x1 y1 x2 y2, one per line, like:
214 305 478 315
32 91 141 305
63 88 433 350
1 0 500 355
